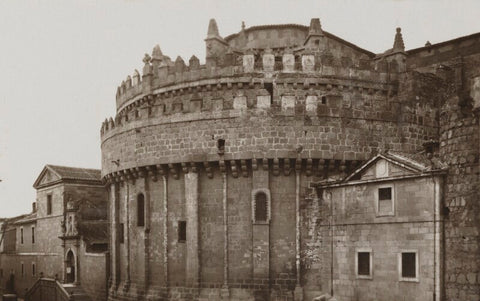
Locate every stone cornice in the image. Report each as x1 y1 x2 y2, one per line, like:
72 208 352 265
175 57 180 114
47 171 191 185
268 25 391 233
102 158 362 184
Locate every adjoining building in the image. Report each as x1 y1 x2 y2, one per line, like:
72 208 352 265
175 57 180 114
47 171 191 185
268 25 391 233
101 18 479 301
0 165 109 301
313 151 446 301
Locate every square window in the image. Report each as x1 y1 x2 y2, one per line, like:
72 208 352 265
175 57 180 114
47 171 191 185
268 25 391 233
376 186 394 216
399 250 418 282
178 221 186 242
356 249 372 279
378 187 391 200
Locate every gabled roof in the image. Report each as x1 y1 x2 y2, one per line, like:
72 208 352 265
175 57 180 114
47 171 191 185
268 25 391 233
316 151 447 188
33 165 102 189
344 151 447 182
13 212 37 225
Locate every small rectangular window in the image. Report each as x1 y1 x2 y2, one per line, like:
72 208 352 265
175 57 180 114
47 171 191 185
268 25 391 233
178 221 186 242
0 268 3 278
21 263 24 277
119 223 124 244
356 249 372 279
20 228 24 244
358 252 370 276
32 263 36 277
32 227 35 244
377 186 394 216
402 253 416 278
47 194 52 215
399 250 418 282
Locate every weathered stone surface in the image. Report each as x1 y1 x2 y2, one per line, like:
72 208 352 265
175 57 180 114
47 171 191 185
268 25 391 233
102 18 480 301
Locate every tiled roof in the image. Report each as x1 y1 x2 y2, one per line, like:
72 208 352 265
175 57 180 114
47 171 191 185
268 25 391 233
13 212 37 225
46 165 101 181
384 151 448 171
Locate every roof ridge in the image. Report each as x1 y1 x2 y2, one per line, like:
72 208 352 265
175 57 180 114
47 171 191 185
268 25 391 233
46 164 101 171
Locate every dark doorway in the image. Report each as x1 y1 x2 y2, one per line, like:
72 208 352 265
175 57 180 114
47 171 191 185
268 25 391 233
65 250 76 283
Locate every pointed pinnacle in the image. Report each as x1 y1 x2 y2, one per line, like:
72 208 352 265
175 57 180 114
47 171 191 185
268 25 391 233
309 18 322 35
152 44 163 59
393 27 405 51
207 18 220 39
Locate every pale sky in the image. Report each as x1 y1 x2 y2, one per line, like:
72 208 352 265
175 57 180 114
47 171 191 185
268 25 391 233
0 0 479 217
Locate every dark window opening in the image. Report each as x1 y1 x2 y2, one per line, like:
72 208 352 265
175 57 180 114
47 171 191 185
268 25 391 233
358 252 370 276
32 227 35 244
178 221 187 242
32 263 36 277
21 263 24 277
217 139 225 153
20 228 24 244
314 39 320 46
119 223 124 244
254 192 268 222
379 187 392 200
0 268 3 278
137 193 145 227
321 96 327 104
402 252 416 278
378 187 393 214
47 195 52 215
264 83 273 98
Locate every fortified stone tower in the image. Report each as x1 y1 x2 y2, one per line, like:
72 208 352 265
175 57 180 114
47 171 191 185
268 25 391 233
101 18 479 301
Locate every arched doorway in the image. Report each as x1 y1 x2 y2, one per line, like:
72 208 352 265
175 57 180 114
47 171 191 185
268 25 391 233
65 250 76 283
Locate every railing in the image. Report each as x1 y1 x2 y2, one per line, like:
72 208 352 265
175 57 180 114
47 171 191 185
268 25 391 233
25 278 71 301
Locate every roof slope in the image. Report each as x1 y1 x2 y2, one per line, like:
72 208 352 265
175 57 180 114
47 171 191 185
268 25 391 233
33 165 102 189
46 165 101 181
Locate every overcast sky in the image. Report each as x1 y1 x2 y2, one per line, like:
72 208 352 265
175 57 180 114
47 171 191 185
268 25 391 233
0 0 479 217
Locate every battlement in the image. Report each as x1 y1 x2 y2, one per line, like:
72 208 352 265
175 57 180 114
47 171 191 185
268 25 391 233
113 19 407 115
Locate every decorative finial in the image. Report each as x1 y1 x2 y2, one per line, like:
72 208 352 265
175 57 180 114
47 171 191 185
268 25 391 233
425 41 431 47
241 21 246 31
393 27 405 52
207 18 220 39
143 53 152 64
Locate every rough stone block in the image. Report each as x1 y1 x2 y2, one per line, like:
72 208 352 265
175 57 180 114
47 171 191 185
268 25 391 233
257 95 271 109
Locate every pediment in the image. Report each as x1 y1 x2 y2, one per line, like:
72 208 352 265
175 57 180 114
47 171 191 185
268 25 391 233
344 153 427 182
33 166 61 188
358 158 417 181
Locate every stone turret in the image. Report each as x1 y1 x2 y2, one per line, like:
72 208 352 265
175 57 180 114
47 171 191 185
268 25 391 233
151 44 163 73
304 18 325 52
393 27 405 52
205 18 228 67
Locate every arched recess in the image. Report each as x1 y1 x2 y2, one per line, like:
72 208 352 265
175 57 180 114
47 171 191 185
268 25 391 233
65 249 77 284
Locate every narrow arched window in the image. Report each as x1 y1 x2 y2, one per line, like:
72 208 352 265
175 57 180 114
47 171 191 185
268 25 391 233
137 193 145 227
254 192 268 222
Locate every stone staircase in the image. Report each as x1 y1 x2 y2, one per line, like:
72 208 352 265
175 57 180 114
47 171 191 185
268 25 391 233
62 284 92 301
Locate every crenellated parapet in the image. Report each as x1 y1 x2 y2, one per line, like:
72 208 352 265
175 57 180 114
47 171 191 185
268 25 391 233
112 19 406 120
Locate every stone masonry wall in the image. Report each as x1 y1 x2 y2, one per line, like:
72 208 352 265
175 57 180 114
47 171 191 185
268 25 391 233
311 177 441 301
409 48 480 301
